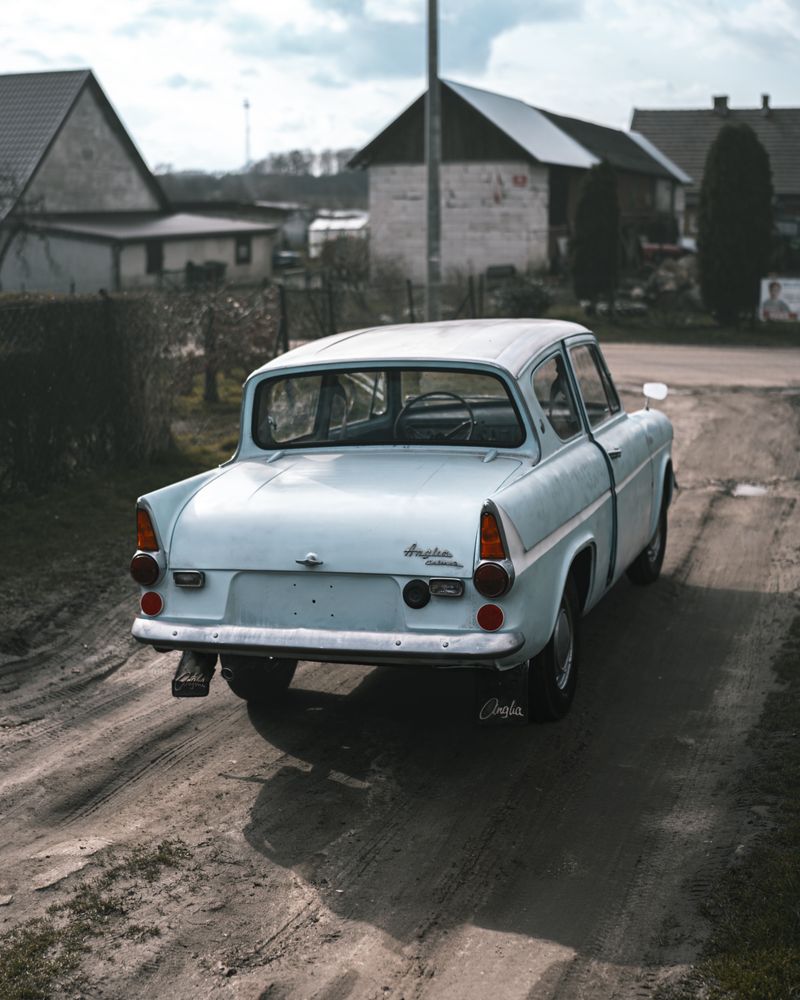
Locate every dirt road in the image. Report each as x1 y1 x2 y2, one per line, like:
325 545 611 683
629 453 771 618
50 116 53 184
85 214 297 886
1 344 799 999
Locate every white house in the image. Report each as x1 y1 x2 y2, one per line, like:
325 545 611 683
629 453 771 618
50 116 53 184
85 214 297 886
0 69 277 293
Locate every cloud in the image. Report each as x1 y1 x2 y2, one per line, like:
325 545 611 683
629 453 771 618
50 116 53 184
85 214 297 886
164 73 210 90
228 0 583 80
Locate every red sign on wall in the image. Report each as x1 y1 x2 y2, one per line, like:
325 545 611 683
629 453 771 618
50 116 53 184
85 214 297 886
512 174 528 187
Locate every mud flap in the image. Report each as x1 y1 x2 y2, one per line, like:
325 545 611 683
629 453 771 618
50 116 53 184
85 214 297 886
474 663 530 726
172 651 217 698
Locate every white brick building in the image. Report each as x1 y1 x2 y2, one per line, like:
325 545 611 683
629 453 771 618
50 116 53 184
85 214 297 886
350 80 689 280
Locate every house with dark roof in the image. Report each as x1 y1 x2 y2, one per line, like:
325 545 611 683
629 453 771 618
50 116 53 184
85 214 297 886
349 80 689 280
0 69 277 293
631 94 800 240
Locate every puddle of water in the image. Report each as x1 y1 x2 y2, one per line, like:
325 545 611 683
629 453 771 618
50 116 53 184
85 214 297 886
732 483 768 497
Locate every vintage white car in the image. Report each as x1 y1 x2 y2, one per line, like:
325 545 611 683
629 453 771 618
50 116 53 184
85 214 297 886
131 319 674 723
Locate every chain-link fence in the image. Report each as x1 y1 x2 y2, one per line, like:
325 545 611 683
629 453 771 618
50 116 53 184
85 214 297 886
0 286 281 496
0 274 558 496
277 272 554 344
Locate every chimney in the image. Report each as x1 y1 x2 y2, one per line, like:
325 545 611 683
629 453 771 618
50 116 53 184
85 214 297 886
713 95 729 116
761 93 771 116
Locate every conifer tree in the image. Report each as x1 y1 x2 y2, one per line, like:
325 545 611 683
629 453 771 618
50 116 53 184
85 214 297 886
572 160 620 309
698 123 772 325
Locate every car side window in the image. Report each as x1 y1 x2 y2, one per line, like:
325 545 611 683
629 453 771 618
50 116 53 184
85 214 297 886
569 345 617 428
532 354 582 441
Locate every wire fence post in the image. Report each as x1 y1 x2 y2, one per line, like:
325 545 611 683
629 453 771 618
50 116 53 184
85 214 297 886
406 279 417 323
326 274 337 337
277 283 289 354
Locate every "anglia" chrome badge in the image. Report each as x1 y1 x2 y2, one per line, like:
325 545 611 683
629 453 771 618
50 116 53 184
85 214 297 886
404 543 463 568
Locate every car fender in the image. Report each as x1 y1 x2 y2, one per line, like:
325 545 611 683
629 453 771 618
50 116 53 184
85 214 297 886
138 466 230 555
498 505 598 662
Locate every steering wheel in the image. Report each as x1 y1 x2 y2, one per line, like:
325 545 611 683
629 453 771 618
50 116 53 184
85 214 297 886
394 390 476 442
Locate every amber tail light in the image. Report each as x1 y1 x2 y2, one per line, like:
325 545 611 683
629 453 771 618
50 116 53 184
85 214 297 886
480 512 506 560
137 507 159 551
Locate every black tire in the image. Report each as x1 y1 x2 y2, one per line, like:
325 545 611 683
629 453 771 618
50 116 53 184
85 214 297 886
529 576 580 722
220 654 297 704
626 494 668 586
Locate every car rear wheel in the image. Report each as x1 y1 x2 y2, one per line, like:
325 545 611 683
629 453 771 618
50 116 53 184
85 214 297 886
529 576 580 722
626 492 668 586
219 655 297 704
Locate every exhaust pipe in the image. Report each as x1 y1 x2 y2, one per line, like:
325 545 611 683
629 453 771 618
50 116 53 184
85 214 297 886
220 665 234 681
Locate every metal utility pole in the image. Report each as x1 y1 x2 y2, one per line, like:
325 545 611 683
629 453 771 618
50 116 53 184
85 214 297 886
425 0 441 321
243 98 251 168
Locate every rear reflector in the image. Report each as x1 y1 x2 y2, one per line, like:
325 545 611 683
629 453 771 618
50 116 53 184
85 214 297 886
140 592 163 616
136 507 159 551
130 553 160 586
429 578 465 597
474 562 510 598
477 604 504 631
480 512 506 560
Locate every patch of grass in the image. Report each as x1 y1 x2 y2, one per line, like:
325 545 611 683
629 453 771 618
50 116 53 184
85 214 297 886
0 839 188 1000
664 612 800 999
171 371 244 469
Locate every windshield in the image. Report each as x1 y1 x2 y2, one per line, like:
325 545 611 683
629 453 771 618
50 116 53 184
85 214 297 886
252 367 526 450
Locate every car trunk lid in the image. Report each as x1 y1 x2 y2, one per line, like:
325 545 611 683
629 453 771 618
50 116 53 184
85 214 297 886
169 451 522 576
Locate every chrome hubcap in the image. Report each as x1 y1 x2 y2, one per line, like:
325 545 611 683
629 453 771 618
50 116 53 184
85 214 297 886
553 605 573 691
646 523 662 564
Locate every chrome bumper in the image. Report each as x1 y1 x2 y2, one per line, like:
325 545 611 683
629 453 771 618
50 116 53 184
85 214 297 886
132 618 525 665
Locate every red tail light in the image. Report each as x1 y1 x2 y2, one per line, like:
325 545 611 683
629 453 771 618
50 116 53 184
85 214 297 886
137 507 159 551
480 512 506 560
131 553 160 586
474 562 510 598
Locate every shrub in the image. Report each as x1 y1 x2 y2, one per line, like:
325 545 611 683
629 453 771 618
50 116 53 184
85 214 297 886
492 275 553 318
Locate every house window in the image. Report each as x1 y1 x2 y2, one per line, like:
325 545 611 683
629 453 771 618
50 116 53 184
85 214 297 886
235 235 252 265
146 240 164 275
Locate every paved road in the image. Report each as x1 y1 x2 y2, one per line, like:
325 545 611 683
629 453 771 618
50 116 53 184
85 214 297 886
1 343 798 999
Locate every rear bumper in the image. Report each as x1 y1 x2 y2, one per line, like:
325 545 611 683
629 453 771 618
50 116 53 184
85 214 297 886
132 618 525 666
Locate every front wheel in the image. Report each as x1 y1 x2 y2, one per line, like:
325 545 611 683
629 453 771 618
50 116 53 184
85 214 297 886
529 577 580 722
220 655 297 705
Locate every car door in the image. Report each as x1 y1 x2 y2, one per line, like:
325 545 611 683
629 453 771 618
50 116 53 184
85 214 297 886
567 341 654 579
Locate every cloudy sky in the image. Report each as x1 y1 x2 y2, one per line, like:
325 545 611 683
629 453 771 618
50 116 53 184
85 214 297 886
3 0 799 173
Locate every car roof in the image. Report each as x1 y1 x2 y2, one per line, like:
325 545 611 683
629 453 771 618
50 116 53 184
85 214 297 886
252 318 591 379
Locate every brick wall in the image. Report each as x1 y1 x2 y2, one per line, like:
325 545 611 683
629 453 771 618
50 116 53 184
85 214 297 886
369 161 549 281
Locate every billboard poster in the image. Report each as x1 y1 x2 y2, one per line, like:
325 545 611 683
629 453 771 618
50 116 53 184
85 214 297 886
759 277 800 322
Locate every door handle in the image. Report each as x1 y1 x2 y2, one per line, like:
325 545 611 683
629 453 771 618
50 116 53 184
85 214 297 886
607 447 622 460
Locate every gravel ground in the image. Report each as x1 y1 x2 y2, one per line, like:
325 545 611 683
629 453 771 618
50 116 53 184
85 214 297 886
1 343 799 1000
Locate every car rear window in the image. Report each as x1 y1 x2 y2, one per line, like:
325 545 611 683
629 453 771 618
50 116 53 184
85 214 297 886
252 367 525 449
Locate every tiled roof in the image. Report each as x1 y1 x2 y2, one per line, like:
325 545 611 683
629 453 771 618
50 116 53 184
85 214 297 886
631 105 800 196
0 68 166 221
0 70 90 220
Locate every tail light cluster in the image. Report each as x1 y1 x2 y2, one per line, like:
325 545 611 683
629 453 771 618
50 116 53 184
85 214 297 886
132 506 164 616
475 510 512 629
474 511 511 598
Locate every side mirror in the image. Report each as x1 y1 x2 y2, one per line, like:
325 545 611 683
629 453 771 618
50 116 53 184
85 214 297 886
643 382 668 409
